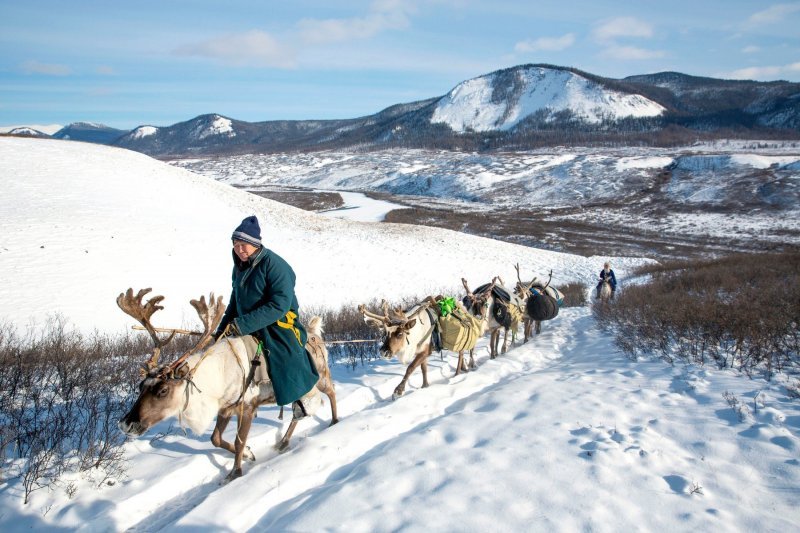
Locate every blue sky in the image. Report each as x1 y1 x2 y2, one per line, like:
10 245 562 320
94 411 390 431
1 0 799 129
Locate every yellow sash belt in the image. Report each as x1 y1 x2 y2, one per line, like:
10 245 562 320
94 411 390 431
276 310 302 346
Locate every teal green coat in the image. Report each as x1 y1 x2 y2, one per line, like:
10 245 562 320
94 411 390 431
219 247 318 406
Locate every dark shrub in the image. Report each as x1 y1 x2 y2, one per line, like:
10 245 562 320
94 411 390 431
596 252 800 378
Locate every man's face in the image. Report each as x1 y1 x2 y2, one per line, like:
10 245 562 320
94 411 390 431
233 240 258 261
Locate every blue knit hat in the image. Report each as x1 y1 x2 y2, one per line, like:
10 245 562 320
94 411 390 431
231 216 262 247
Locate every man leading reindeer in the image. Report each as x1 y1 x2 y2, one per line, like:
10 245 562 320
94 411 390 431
213 215 319 420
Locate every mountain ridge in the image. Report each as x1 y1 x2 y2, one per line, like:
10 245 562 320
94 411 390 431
8 63 800 154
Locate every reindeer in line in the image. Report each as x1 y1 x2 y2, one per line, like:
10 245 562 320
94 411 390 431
513 264 559 342
359 296 491 399
116 288 338 481
462 277 521 358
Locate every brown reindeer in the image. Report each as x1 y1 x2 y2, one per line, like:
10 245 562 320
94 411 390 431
462 277 519 358
360 299 443 399
117 288 338 481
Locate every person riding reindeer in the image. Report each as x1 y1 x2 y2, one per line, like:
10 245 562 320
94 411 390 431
213 215 319 420
595 261 617 299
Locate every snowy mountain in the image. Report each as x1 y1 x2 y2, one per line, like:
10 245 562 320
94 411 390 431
109 64 800 156
0 123 62 135
431 66 665 132
0 137 797 532
52 121 128 144
2 126 50 137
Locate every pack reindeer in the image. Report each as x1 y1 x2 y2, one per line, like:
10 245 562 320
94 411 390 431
462 277 519 358
359 300 438 399
514 264 559 342
117 288 338 481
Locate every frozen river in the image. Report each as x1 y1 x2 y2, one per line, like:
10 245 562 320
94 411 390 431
317 190 407 222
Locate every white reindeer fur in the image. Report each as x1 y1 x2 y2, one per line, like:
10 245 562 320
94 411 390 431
168 337 254 434
393 304 435 364
174 324 326 434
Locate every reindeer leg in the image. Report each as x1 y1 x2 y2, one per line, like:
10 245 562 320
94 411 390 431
468 348 477 369
211 413 235 455
501 328 509 354
226 406 256 482
535 320 541 335
490 330 499 359
393 350 428 399
455 351 465 376
318 384 339 425
277 419 299 452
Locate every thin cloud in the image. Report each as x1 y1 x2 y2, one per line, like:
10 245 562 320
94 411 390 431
748 3 800 25
602 45 665 60
173 1 417 68
742 45 761 54
21 60 71 76
592 17 654 43
515 33 575 53
722 61 800 80
96 66 117 76
173 30 296 68
297 0 415 45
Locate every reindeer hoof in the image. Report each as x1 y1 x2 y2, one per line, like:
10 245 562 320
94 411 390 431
224 468 243 483
277 440 290 453
392 390 404 401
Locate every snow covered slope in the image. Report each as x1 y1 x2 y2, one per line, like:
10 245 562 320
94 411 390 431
1 138 797 533
0 138 641 333
431 66 665 132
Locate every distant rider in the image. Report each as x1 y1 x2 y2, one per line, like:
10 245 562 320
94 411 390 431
595 261 617 299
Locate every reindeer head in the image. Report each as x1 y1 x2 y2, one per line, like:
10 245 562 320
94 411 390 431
461 277 496 319
514 263 553 302
117 288 225 436
359 300 428 363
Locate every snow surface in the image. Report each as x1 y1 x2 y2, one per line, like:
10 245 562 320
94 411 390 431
171 146 800 245
1 138 798 532
317 191 408 222
0 138 633 334
431 67 664 132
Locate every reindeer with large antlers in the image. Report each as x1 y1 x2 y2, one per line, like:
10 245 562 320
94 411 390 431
359 299 440 399
117 288 338 481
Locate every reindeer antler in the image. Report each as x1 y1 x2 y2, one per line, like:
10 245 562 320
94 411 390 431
359 303 390 325
514 263 523 284
462 278 475 300
544 269 553 289
117 288 176 371
163 292 226 375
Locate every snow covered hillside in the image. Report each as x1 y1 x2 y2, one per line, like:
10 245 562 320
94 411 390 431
431 66 665 132
0 138 798 532
0 137 637 333
171 144 800 251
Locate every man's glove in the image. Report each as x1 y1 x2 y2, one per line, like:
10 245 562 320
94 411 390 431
212 321 242 341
